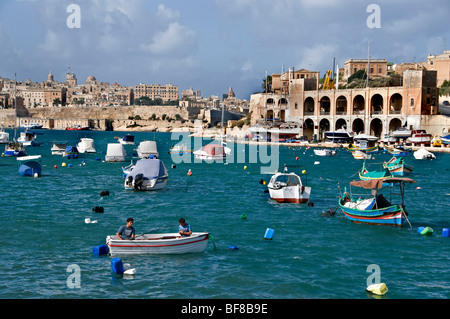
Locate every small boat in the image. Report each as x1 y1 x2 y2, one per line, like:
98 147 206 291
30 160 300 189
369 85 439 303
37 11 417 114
122 160 134 175
118 134 135 145
17 131 42 147
169 144 193 155
106 232 210 256
392 127 411 138
338 177 416 227
51 141 68 155
4 142 27 157
21 123 43 130
267 166 311 203
383 156 413 176
66 125 90 131
124 158 168 191
408 130 432 144
105 143 127 162
313 149 336 156
353 133 379 142
0 130 10 144
359 162 392 181
63 146 79 159
387 145 412 157
324 128 354 142
441 134 450 145
413 148 436 160
193 143 231 160
352 150 371 160
348 143 379 154
77 138 96 153
136 140 159 159
378 134 396 144
17 155 42 177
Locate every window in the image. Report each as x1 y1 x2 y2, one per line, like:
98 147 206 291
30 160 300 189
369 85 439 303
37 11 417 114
379 68 382 73
295 103 298 109
410 98 414 107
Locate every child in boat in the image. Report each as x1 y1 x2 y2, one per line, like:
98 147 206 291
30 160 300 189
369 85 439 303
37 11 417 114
178 218 192 237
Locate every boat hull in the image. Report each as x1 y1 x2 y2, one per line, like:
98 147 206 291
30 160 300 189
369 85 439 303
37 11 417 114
106 232 209 255
268 185 311 204
339 200 404 227
124 177 168 191
18 161 42 177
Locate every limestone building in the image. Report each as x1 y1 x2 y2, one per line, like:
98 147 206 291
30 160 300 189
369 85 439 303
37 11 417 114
134 83 179 102
427 50 450 86
343 59 387 81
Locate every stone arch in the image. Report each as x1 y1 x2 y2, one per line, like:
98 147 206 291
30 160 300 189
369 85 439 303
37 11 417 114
353 95 365 115
335 118 347 130
352 118 365 134
320 96 331 114
278 98 287 107
266 110 274 120
370 118 383 137
303 118 315 140
389 118 402 132
389 93 402 114
304 97 314 114
336 95 347 115
371 94 383 114
319 118 330 140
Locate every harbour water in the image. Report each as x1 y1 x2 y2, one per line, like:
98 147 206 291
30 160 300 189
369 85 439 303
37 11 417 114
0 129 449 299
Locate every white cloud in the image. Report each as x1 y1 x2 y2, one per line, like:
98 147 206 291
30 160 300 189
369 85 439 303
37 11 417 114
156 4 180 20
142 22 196 56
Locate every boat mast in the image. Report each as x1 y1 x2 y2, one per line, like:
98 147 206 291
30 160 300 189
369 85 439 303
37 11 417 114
366 41 370 88
14 73 17 141
264 69 268 125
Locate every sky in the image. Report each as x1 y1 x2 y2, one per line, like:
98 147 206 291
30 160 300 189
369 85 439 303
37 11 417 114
0 0 449 100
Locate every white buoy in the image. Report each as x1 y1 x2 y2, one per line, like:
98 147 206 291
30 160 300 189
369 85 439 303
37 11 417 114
314 161 320 165
123 263 136 275
33 173 39 178
85 218 91 224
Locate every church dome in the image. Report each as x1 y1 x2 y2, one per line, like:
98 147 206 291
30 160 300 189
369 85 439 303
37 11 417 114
86 75 96 83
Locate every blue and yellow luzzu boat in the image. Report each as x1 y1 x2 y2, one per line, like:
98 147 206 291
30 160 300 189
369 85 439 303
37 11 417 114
348 143 379 154
338 177 416 227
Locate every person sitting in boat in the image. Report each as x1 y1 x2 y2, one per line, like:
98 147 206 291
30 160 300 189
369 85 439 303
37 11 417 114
178 218 192 237
116 218 135 240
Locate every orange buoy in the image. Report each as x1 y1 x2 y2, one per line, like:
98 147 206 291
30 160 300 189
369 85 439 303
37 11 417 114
187 169 192 176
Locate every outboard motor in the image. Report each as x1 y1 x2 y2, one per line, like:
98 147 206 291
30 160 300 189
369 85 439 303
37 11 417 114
126 175 133 187
134 174 144 190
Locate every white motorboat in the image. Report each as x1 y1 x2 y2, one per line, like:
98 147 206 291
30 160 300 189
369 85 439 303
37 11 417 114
105 143 126 162
267 167 311 203
106 232 210 256
193 143 231 160
17 131 42 147
21 123 43 130
353 133 378 142
313 149 336 156
413 148 436 160
408 130 432 144
136 140 159 159
4 142 27 157
352 150 371 160
378 134 396 144
51 141 67 155
118 134 135 145
77 138 96 153
124 158 168 191
392 127 411 138
324 127 354 142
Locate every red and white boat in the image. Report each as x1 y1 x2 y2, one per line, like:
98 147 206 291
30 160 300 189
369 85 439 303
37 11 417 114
106 232 210 255
193 143 231 160
267 167 311 203
408 130 431 144
65 125 90 131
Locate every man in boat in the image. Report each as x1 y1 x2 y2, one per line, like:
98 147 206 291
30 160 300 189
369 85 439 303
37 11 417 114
178 218 192 237
116 218 135 240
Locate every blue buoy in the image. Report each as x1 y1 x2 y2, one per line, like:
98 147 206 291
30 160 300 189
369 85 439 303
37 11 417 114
92 244 109 256
68 164 73 167
442 228 449 237
417 226 425 234
264 228 275 240
111 257 124 274
228 245 239 250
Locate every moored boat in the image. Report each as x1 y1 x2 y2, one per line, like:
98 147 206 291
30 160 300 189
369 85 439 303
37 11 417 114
383 156 413 176
359 162 392 181
106 232 210 255
441 134 450 145
51 141 67 155
136 140 159 159
17 131 42 147
118 134 135 145
313 148 336 156
193 143 231 161
267 167 311 203
408 130 432 144
105 143 126 162
17 155 42 177
387 145 412 157
413 148 436 160
63 146 79 159
338 177 416 227
392 127 411 138
4 142 27 157
124 158 168 191
0 130 10 144
324 127 354 142
66 125 90 131
77 138 96 153
352 150 371 160
169 143 192 155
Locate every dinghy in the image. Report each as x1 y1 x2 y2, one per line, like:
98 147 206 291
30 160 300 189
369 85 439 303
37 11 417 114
105 143 126 162
106 232 210 255
17 155 42 177
413 148 435 160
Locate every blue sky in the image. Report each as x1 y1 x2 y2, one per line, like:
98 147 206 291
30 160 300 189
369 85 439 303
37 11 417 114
0 0 449 99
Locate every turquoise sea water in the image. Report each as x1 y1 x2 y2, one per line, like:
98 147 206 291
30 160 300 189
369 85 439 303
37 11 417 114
0 129 449 299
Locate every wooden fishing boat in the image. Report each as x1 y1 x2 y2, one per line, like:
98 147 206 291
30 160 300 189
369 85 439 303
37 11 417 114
359 162 393 181
338 177 416 227
106 232 210 255
352 150 371 160
387 145 412 157
383 156 413 176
